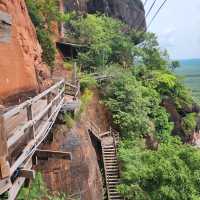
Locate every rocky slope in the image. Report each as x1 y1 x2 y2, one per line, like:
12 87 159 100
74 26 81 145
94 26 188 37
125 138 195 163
0 0 51 105
62 0 146 30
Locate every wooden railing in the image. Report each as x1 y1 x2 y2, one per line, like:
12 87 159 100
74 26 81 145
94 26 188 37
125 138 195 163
0 79 80 199
86 121 101 140
65 80 80 98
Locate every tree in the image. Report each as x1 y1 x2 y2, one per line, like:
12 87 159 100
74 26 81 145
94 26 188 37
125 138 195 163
103 70 173 140
170 60 180 71
26 0 61 67
118 138 200 200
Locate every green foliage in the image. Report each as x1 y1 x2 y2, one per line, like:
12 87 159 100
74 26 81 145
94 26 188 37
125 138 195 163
17 173 48 200
75 89 93 120
64 113 75 129
25 0 60 67
81 89 93 105
170 60 180 71
64 61 73 71
26 0 60 29
65 14 134 69
182 113 197 135
80 74 97 92
104 71 173 140
17 173 70 200
37 29 56 67
118 138 200 200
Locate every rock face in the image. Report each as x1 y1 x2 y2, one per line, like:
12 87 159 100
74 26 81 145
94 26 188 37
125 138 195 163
0 0 51 105
37 123 103 200
36 91 110 199
62 0 146 30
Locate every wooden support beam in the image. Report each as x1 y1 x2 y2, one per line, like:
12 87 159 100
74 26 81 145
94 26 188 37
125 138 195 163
27 104 35 139
35 149 72 160
47 93 52 118
19 169 35 180
0 116 10 179
32 155 38 166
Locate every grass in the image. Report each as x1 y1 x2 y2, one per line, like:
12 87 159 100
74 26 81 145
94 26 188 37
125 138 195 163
64 61 73 71
64 113 75 129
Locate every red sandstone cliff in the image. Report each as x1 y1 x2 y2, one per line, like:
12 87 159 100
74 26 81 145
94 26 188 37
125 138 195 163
0 0 51 105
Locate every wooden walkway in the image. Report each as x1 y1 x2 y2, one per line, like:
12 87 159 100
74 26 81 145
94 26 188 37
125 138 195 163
87 122 123 200
0 79 80 200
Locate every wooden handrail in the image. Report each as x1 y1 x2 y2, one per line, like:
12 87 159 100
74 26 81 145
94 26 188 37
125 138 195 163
10 97 64 175
0 72 81 198
3 80 65 120
110 128 120 177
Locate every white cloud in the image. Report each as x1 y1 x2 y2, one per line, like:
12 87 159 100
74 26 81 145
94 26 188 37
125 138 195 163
145 0 200 59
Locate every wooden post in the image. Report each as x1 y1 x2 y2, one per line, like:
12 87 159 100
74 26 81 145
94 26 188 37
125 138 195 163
47 93 52 118
0 115 10 179
27 104 35 139
72 62 77 84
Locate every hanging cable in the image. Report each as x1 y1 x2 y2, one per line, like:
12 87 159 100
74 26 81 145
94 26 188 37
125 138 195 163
145 0 158 19
137 0 158 31
147 0 168 29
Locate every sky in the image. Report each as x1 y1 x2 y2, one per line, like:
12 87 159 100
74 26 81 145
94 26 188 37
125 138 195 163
142 0 200 60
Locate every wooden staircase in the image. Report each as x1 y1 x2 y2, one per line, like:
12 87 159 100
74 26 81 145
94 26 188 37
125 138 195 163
102 135 123 200
87 122 123 200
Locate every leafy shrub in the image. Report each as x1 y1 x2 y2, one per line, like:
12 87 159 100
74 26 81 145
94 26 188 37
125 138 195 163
103 71 173 140
64 61 73 71
80 74 97 92
64 14 134 70
182 113 197 135
37 29 56 67
25 0 60 68
118 138 200 200
64 113 75 129
75 89 93 120
17 173 72 200
81 89 93 105
17 173 48 200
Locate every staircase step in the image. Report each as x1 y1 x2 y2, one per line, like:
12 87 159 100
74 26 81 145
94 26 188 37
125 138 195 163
107 168 119 171
105 160 118 162
105 163 118 166
104 153 116 155
104 155 116 157
108 180 120 183
104 150 116 153
106 164 118 167
104 157 117 159
107 175 119 178
103 145 114 148
110 196 122 199
103 148 115 150
107 178 119 181
103 149 115 151
110 191 121 194
106 167 118 170
103 145 114 147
